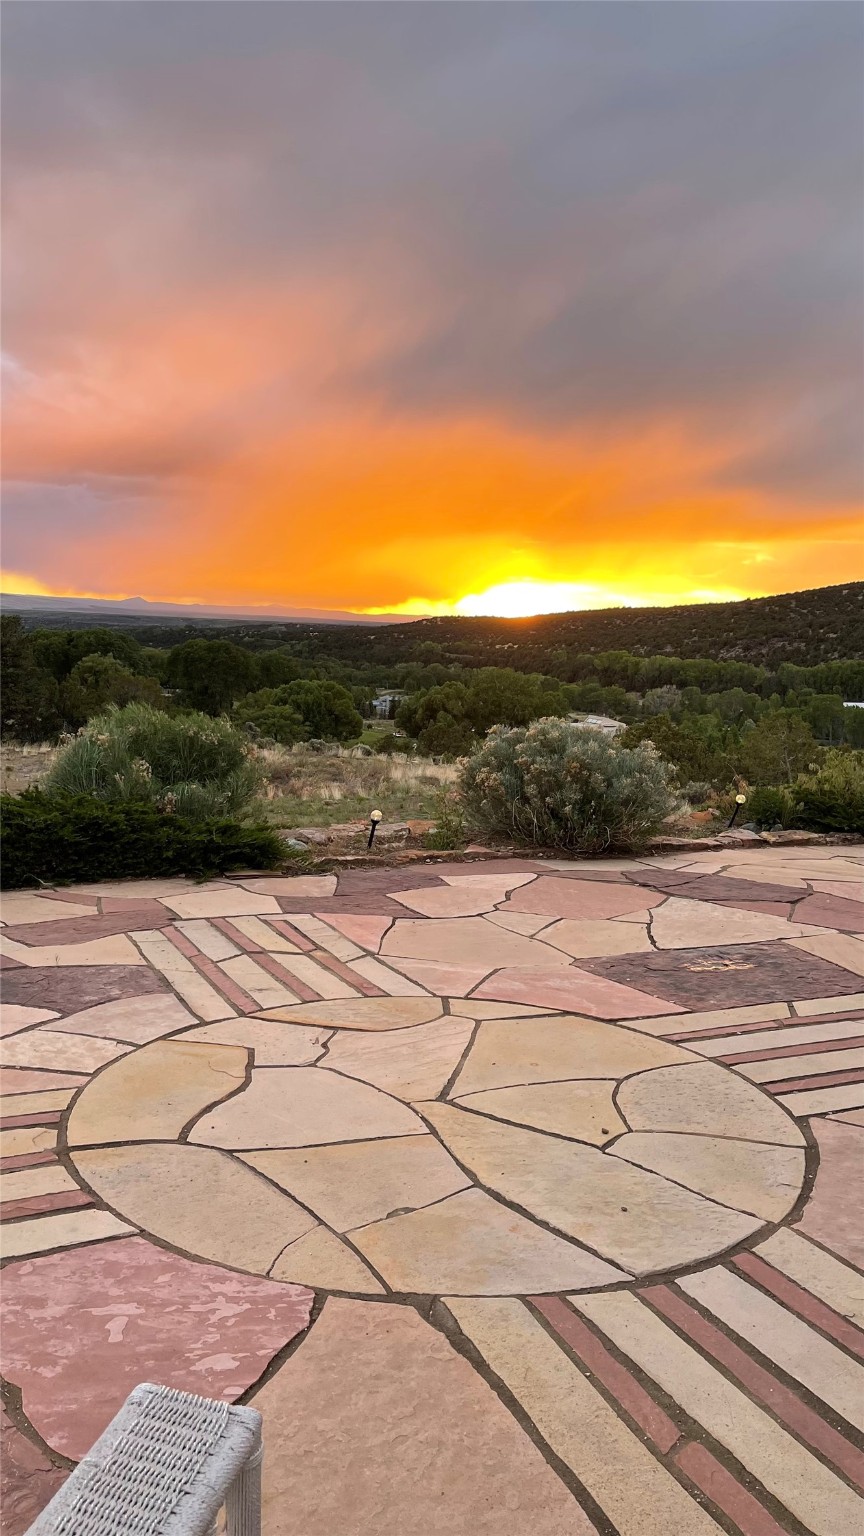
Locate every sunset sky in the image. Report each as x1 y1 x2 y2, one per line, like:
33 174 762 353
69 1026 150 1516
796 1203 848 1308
2 1 862 618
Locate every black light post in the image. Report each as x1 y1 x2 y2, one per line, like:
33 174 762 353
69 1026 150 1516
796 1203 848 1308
728 793 747 828
367 809 383 849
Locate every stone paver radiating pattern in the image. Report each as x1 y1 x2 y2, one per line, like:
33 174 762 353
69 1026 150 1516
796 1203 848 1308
1 846 863 1534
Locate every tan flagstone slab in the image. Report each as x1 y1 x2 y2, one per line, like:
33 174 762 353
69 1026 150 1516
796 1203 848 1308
158 891 283 919
253 1297 598 1536
1 934 145 967
611 1132 805 1220
66 1039 247 1147
374 956 491 995
618 1061 806 1145
812 880 864 901
262 953 357 1000
0 895 97 924
440 872 537 890
130 930 238 1021
541 918 652 957
73 1143 314 1273
649 897 820 949
174 919 241 960
0 1164 81 1200
181 1018 330 1065
321 1016 475 1100
447 1296 723 1536
794 992 864 1016
740 1046 864 1083
679 1267 864 1433
66 879 230 899
381 917 572 969
572 1291 861 1536
1 1029 132 1073
450 1016 691 1098
1 1087 77 1116
227 915 300 952
390 886 504 917
269 1226 385 1293
691 1016 864 1057
454 1080 625 1145
614 908 660 924
254 997 444 1030
52 993 197 1043
191 1066 426 1149
0 1208 133 1259
448 1000 555 1020
622 1000 791 1037
781 1082 864 1115
235 876 337 897
344 955 434 995
244 1134 470 1232
789 932 864 977
506 877 665 921
219 954 297 1007
280 915 362 958
350 1187 625 1293
0 1125 57 1159
422 1104 762 1274
485 910 556 936
0 1004 59 1037
754 1228 864 1328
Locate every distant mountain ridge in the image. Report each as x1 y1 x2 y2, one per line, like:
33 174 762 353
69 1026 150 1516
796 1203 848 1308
3 582 862 667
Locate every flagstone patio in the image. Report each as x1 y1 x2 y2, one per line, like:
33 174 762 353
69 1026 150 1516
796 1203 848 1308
2 845 863 1534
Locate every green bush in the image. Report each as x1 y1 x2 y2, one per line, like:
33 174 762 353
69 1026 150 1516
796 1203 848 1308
745 785 794 829
44 703 261 820
460 718 678 853
792 750 864 834
1 791 284 888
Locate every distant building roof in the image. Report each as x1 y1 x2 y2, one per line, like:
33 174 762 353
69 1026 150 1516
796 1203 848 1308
568 713 627 734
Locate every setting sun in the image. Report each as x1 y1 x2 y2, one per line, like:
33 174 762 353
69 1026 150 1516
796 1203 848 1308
454 581 635 618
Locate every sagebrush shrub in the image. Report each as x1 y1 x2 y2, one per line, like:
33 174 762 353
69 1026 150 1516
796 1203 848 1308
44 703 262 820
460 718 678 852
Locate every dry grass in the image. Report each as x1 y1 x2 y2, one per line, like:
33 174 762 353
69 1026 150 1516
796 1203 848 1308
1 743 57 796
256 747 458 827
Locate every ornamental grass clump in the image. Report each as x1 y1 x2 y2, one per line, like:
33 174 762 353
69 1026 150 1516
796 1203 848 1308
460 718 678 853
44 703 262 821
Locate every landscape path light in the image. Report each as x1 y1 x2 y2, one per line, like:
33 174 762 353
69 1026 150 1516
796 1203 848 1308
367 809 383 849
728 792 747 828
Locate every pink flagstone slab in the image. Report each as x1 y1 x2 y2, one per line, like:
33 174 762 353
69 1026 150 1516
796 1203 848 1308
2 907 171 946
0 1068 87 1094
795 1118 864 1267
254 1297 597 1536
794 894 864 933
1 1403 68 1536
506 878 666 921
475 966 684 1019
318 914 392 950
0 1005 59 1037
0 1236 313 1460
51 993 197 1043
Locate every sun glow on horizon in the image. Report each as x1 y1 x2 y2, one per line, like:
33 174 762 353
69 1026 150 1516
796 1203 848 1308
366 577 749 619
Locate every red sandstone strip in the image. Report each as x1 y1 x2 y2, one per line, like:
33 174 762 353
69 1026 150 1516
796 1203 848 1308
266 918 316 952
642 1284 864 1488
0 1189 93 1222
310 949 385 998
532 1295 680 1451
0 1151 57 1172
723 1035 864 1066
674 1441 793 1536
160 927 261 1014
732 1252 864 1362
0 1112 62 1130
767 1067 864 1095
251 950 321 1003
211 918 262 952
